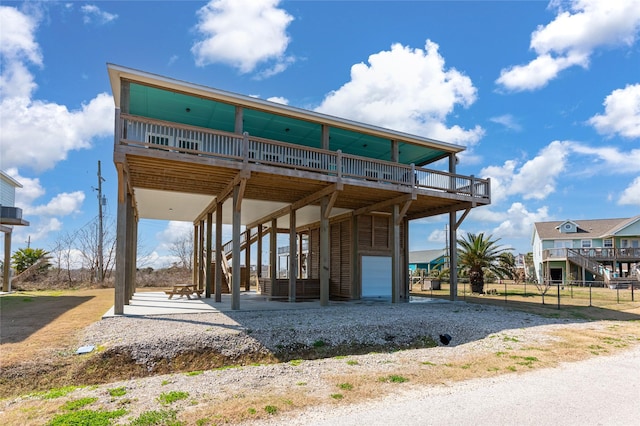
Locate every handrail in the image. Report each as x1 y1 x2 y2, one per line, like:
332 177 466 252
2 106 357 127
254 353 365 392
118 113 490 200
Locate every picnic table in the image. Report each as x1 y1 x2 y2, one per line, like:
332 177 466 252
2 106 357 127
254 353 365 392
165 283 203 300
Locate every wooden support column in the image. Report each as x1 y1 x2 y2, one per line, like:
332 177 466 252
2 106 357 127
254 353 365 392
289 210 297 303
193 224 199 285
351 215 360 300
257 224 263 278
270 219 277 289
232 185 241 310
391 204 401 303
215 201 223 302
206 212 213 298
320 197 330 306
3 229 12 292
449 211 458 301
128 212 137 300
114 185 129 314
198 219 205 291
124 192 134 304
245 227 251 291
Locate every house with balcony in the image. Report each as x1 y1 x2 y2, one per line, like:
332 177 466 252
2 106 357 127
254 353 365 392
1 170 30 292
532 216 640 286
107 64 491 313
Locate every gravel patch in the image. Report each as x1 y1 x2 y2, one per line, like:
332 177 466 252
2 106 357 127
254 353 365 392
4 299 598 425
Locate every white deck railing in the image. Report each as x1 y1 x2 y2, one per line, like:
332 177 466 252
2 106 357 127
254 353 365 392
118 113 490 200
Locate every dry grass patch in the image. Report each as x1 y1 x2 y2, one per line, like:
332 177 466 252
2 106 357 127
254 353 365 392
180 391 322 425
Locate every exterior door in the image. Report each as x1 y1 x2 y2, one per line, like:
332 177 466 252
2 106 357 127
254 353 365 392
361 255 391 298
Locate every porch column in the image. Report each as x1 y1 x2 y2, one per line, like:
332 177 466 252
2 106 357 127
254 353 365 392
215 201 223 302
114 185 130 314
3 228 12 292
232 185 241 310
245 227 251 291
198 219 205 290
351 215 360 300
449 211 458 301
320 197 330 306
392 204 400 303
128 212 138 300
193 224 199 285
270 218 277 290
206 212 213 298
289 210 297 303
448 152 458 301
257 224 263 279
401 217 410 300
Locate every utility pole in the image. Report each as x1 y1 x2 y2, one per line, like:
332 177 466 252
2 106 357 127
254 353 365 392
97 161 105 282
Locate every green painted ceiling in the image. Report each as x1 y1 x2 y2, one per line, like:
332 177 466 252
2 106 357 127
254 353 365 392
129 83 448 165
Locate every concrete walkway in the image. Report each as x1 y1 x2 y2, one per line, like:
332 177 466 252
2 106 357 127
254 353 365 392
102 291 443 318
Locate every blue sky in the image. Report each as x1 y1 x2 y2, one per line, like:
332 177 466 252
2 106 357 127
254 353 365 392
1 0 639 269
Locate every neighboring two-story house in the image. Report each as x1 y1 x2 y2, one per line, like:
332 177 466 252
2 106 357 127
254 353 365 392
0 170 30 292
532 217 640 286
107 64 491 313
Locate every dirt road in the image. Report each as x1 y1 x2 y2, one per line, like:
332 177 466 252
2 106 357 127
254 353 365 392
262 345 640 426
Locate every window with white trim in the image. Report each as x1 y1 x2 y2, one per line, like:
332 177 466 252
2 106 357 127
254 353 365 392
581 240 592 248
603 238 613 248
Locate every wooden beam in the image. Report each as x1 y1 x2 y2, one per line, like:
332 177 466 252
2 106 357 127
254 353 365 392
324 191 338 219
353 193 415 217
396 199 413 225
235 178 247 212
215 201 223 302
232 185 241 310
245 183 342 230
455 207 472 230
194 171 250 224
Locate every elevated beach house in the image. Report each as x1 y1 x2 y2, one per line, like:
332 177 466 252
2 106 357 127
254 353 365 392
532 217 640 287
1 170 30 292
108 64 491 313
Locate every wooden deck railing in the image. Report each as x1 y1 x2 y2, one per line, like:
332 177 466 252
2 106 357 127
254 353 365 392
118 113 490 200
543 248 640 261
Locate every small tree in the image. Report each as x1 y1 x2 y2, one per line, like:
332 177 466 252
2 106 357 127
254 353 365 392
12 247 51 278
457 233 512 294
169 231 194 272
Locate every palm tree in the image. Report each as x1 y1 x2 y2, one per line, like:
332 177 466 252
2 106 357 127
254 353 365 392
457 233 512 294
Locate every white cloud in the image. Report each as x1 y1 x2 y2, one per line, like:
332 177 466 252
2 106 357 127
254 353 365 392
1 93 114 172
28 191 85 217
81 4 118 25
266 96 289 105
588 84 640 139
0 6 114 173
192 0 294 75
489 114 523 132
497 0 640 92
481 141 570 203
156 221 194 250
0 6 41 98
568 142 640 174
619 176 640 206
315 40 483 146
492 203 550 239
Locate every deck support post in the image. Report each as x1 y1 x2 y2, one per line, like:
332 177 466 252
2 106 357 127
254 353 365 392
320 196 330 306
215 201 223 302
245 227 251 291
257 224 263 279
206 212 213 298
449 210 458 301
232 185 241 310
128 212 137 301
3 230 11 292
114 183 130 314
270 219 277 290
392 204 400 303
198 219 205 291
289 210 297 303
193 224 198 286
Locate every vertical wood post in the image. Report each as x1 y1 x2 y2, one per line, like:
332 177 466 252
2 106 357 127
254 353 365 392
289 210 297 303
392 204 400 303
245 227 251 291
198 219 205 291
215 202 223 302
270 219 277 290
3 230 12 292
232 186 241 310
193 224 198 285
320 197 330 306
449 211 458 301
206 212 213 298
257 224 263 278
114 185 129 314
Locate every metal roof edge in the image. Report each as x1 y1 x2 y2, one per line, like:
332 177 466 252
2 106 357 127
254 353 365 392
106 63 466 155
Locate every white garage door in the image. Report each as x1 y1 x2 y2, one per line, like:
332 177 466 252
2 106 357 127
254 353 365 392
361 255 392 298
